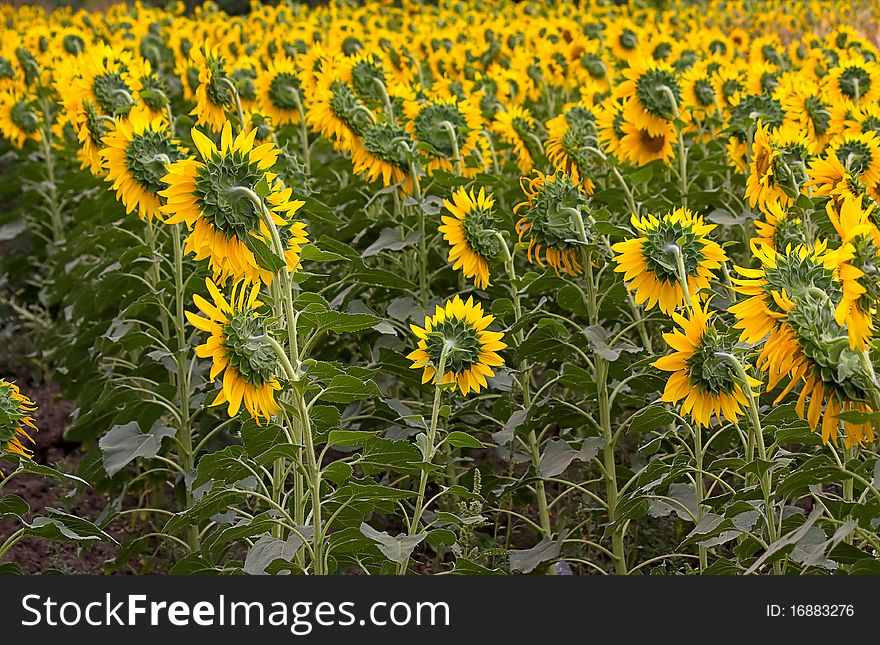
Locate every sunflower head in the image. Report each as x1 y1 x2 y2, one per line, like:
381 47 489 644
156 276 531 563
102 107 182 221
545 103 596 188
613 208 727 313
753 200 805 251
407 295 506 396
190 42 234 131
186 279 281 423
161 120 307 285
515 170 593 276
256 57 303 126
619 57 682 136
0 379 38 460
440 187 499 289
653 301 761 427
0 90 41 149
787 293 876 446
351 120 414 188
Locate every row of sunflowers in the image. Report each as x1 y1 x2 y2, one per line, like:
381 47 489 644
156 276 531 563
1 0 880 575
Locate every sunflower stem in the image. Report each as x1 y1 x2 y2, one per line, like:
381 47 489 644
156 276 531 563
579 231 627 574
717 351 780 570
494 232 551 538
669 244 693 311
437 120 462 175
693 423 708 572
220 77 246 130
290 89 312 174
171 223 198 552
407 159 428 307
0 528 25 562
397 340 452 575
37 95 63 245
658 85 688 208
583 145 638 215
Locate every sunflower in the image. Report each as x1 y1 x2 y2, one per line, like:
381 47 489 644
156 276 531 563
514 170 592 276
350 121 413 188
825 57 880 109
681 65 718 122
619 118 675 167
160 120 308 286
617 56 682 137
752 200 805 251
805 151 865 203
653 300 761 427
101 107 182 221
439 187 499 289
404 95 484 176
67 45 135 119
306 61 372 153
783 294 876 447
605 19 640 63
746 122 814 210
826 195 880 350
712 64 745 110
186 278 281 423
190 41 234 132
778 75 832 147
822 131 880 189
544 102 596 189
0 379 38 460
595 97 627 160
255 56 303 127
730 241 840 391
125 57 170 122
491 104 538 174
612 208 727 314
407 295 506 396
73 98 109 177
0 89 40 149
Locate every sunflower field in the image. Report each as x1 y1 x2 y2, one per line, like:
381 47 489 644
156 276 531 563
1 0 880 577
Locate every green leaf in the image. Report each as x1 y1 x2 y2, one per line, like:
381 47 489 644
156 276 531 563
359 522 426 564
361 227 420 258
538 437 603 478
327 429 376 447
509 537 560 573
23 509 113 543
300 244 348 263
347 261 416 291
0 494 29 519
192 446 251 490
99 420 176 477
254 174 271 199
242 232 285 273
301 309 382 334
244 530 313 575
627 404 674 434
321 374 381 404
445 431 484 449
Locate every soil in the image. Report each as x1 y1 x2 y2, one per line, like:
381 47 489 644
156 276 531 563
0 376 121 574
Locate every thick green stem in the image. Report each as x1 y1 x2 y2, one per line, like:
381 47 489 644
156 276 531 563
693 424 708 572
669 244 693 311
37 102 63 244
290 89 312 174
0 528 25 561
717 352 779 570
438 120 462 175
171 224 198 551
397 342 451 574
494 233 551 538
576 221 626 574
408 160 428 307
